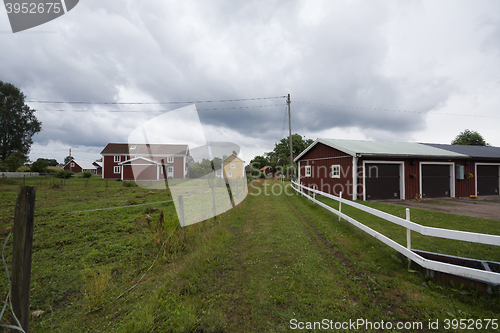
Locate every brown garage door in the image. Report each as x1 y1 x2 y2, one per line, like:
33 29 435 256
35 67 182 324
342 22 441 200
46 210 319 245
422 164 450 198
477 165 499 196
365 163 400 200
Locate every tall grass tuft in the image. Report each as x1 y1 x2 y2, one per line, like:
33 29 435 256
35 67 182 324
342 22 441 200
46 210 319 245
81 266 113 311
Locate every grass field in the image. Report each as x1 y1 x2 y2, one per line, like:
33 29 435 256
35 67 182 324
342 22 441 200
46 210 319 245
0 176 499 332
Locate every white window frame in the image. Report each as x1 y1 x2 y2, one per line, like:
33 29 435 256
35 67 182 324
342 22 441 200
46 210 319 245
70 162 75 167
167 156 174 163
114 155 121 162
331 165 340 178
228 171 233 177
114 166 120 174
230 162 236 169
305 165 311 177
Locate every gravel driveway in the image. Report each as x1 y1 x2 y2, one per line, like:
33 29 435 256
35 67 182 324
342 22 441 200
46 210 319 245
374 195 500 221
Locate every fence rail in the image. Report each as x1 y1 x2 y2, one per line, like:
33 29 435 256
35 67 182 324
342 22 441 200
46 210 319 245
291 181 500 285
1 172 40 178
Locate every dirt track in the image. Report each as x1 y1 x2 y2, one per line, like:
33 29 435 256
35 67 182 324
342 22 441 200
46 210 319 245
374 195 500 221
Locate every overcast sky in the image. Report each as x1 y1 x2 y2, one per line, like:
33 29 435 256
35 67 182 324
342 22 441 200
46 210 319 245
1 0 500 164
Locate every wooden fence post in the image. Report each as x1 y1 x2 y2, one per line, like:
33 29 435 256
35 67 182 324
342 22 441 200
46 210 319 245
12 186 36 333
406 208 411 267
338 191 342 221
178 195 186 242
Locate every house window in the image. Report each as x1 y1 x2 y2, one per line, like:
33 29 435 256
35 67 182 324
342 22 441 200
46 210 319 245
305 166 311 177
167 156 174 163
70 162 75 167
227 171 233 177
168 166 173 173
331 165 340 178
114 166 120 174
230 162 236 169
130 145 136 149
114 156 121 162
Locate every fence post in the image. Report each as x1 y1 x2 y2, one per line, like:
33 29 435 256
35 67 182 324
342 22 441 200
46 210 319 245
339 191 342 221
179 195 186 242
209 178 217 222
12 186 36 333
406 208 411 267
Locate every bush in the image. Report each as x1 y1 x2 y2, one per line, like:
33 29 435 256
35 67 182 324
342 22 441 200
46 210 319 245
55 169 74 179
30 158 49 173
81 171 93 178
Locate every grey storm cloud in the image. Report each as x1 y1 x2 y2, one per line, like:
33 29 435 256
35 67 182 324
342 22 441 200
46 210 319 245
1 0 500 162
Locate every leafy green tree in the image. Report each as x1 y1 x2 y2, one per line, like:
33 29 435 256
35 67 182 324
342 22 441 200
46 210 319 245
249 155 268 170
64 155 74 164
30 158 49 172
273 134 314 165
188 157 223 178
0 81 42 161
2 151 27 171
452 129 488 146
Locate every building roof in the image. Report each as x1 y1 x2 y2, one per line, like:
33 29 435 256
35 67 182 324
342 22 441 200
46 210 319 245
64 160 97 170
295 138 468 161
421 143 500 159
100 143 189 155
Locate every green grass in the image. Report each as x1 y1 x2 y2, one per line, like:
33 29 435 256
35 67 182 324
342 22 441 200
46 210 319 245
0 178 499 332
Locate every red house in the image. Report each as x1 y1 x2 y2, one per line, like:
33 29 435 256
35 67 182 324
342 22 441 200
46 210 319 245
100 143 189 180
63 160 98 174
295 139 500 201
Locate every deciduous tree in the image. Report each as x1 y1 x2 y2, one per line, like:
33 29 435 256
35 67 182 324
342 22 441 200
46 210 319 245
452 129 488 146
0 81 41 161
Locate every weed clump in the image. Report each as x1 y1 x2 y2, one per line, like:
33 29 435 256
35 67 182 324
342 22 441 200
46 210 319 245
81 266 113 311
55 170 73 179
81 171 93 178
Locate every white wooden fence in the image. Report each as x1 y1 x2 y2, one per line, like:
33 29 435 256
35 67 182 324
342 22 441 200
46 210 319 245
291 181 500 285
1 172 40 178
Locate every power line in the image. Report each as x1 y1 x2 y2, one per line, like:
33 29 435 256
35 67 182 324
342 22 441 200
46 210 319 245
295 101 500 119
34 104 286 113
27 96 287 105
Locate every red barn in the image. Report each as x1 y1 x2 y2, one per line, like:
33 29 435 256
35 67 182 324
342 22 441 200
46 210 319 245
295 139 500 201
100 143 189 180
63 160 98 174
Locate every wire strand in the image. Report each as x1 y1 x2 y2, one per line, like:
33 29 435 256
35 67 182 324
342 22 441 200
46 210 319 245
27 96 287 105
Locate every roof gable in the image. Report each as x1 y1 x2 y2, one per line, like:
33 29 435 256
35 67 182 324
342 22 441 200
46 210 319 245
63 160 97 170
118 156 161 165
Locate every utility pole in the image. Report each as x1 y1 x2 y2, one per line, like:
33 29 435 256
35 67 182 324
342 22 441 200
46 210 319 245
287 94 293 178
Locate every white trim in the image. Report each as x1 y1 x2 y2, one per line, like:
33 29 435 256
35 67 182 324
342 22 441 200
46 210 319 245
183 156 187 178
114 166 120 174
230 162 236 169
118 156 161 166
114 155 121 162
362 160 405 201
167 166 174 178
304 165 311 177
331 164 340 179
419 162 455 198
475 162 500 196
298 161 301 183
352 156 358 200
167 156 174 163
228 171 233 177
